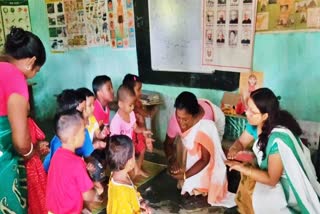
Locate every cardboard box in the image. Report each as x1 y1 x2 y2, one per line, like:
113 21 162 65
220 92 242 115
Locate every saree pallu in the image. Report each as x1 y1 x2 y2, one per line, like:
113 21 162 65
27 118 47 214
0 116 27 214
180 119 235 207
253 127 320 214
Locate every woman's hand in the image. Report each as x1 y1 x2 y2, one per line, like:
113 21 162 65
170 171 185 180
227 141 243 160
168 159 182 175
225 160 245 173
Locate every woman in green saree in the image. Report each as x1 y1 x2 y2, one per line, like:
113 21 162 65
226 88 320 213
0 27 46 213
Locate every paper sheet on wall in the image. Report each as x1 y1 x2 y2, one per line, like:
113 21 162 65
0 0 31 50
109 0 135 48
46 0 68 52
201 0 257 72
256 0 320 32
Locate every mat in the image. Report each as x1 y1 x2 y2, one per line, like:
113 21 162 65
133 160 167 188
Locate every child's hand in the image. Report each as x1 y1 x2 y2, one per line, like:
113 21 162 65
86 162 96 174
93 140 107 150
142 130 153 138
37 141 50 156
145 137 154 152
140 199 152 214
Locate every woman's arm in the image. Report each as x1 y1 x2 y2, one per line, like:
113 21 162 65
171 144 210 180
227 130 254 159
226 153 283 186
7 93 33 157
185 144 210 178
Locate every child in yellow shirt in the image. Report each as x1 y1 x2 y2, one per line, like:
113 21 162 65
106 135 152 214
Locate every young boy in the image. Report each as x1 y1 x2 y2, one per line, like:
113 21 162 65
46 111 103 213
92 75 114 126
43 89 94 172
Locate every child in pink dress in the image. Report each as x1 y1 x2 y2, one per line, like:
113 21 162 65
110 84 154 177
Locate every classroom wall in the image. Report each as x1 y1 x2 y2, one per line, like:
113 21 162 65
29 2 320 144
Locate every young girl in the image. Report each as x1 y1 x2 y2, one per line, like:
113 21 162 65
107 135 151 214
110 84 154 177
122 74 157 158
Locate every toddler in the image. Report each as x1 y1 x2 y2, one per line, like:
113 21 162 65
107 135 151 214
46 111 103 213
110 85 154 177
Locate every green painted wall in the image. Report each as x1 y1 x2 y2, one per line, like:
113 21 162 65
29 2 320 142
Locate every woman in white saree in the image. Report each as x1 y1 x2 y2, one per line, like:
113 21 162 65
226 88 320 214
168 92 235 207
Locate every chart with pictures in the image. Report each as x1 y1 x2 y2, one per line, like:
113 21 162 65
256 0 320 32
45 0 135 52
46 0 68 52
0 0 31 50
202 0 257 72
108 0 135 48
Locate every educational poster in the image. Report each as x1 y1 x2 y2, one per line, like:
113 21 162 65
256 0 320 32
0 14 5 49
46 0 68 52
64 0 87 48
202 0 257 72
83 0 110 47
109 0 135 48
239 71 264 101
0 0 31 49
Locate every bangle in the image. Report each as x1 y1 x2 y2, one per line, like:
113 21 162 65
183 172 186 180
23 143 33 157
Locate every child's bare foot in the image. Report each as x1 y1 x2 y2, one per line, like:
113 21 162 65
135 167 149 178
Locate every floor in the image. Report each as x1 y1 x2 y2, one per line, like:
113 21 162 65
38 119 240 214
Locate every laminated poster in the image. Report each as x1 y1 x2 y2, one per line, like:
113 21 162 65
256 0 320 32
0 0 31 50
202 0 257 72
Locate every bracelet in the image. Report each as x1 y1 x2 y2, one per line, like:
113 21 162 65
23 143 33 157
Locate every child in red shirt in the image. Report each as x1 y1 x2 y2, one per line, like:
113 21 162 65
46 111 103 214
92 75 114 127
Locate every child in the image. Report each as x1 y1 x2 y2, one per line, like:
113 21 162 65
122 74 157 163
107 135 151 214
43 89 94 172
92 75 114 127
76 87 108 183
110 85 154 177
46 111 103 213
76 87 108 143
